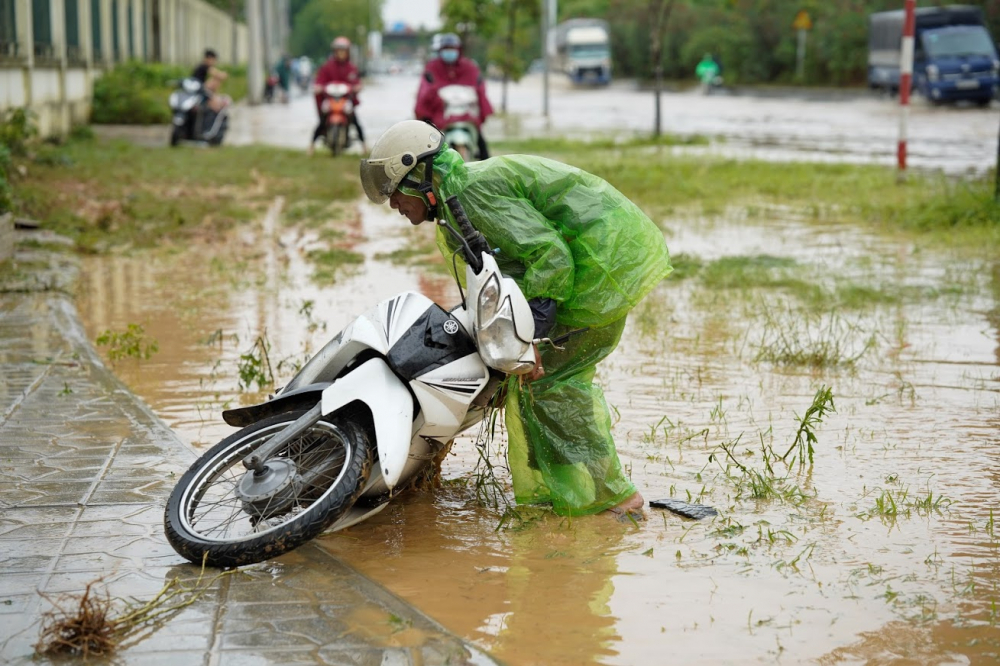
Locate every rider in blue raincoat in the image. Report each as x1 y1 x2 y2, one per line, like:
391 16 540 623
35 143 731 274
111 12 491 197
360 120 672 518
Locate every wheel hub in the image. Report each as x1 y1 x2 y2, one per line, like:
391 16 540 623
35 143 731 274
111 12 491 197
235 458 302 519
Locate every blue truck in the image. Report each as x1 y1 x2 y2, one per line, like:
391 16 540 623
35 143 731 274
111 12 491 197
868 5 999 105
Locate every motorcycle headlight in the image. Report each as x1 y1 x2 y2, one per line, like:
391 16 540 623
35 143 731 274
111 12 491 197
927 64 940 82
477 274 500 322
477 299 534 375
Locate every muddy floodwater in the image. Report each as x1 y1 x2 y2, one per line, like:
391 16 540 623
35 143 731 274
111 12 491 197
76 199 1000 664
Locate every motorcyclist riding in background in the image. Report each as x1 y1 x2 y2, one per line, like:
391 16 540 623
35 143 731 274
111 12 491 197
191 48 230 113
415 33 493 159
309 37 366 155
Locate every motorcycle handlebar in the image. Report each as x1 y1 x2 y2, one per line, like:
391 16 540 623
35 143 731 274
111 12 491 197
444 196 491 272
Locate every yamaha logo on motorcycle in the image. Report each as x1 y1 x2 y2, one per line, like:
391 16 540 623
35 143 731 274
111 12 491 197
443 319 460 335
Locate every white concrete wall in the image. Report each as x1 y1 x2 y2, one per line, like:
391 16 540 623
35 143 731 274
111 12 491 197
0 0 252 138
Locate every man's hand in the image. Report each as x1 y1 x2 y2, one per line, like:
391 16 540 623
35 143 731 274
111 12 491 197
525 344 545 382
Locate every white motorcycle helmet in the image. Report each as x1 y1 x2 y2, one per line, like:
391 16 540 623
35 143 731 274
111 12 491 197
360 120 444 214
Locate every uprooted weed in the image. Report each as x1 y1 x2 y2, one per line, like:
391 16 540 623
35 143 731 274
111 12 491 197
35 562 238 657
709 386 836 504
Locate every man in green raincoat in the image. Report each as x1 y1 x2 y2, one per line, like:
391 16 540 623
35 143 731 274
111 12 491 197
360 120 671 518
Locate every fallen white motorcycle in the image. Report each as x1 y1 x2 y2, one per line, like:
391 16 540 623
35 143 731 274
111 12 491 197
165 197 542 568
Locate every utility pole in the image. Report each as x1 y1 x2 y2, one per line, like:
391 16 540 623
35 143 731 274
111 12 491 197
246 0 264 104
897 0 915 182
541 0 549 121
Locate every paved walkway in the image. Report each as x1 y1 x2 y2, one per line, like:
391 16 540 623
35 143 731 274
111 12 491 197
0 232 497 665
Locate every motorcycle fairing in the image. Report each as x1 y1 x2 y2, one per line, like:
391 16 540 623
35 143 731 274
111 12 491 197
409 354 490 437
320 357 413 489
386 304 476 381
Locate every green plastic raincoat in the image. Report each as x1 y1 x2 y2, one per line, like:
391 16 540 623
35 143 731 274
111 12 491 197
431 148 672 515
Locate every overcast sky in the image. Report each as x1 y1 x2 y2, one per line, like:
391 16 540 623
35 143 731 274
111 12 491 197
383 0 442 31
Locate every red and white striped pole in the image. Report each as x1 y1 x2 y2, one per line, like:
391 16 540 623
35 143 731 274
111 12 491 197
897 0 916 180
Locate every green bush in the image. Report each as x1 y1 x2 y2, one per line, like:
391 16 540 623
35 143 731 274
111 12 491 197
91 62 188 124
0 108 38 213
91 61 248 124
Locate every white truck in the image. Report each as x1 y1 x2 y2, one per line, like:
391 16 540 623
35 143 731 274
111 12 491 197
554 19 612 85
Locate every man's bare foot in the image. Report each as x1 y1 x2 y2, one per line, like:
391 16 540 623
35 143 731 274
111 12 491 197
607 491 645 522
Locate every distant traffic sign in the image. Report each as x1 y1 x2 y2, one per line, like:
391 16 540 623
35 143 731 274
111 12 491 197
792 10 812 31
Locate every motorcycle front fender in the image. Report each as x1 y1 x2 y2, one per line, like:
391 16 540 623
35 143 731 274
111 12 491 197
321 357 413 490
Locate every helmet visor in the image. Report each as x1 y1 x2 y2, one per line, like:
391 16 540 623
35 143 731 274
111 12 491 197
359 157 395 203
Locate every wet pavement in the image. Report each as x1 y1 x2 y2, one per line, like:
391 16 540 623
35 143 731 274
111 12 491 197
0 232 497 665
227 73 999 174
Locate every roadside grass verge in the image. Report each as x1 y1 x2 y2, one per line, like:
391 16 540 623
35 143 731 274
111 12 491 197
13 137 359 252
493 138 999 249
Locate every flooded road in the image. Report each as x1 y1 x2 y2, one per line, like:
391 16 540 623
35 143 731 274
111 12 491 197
75 197 1000 664
228 73 999 174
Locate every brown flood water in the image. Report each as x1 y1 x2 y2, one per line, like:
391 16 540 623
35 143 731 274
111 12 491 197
76 199 1000 665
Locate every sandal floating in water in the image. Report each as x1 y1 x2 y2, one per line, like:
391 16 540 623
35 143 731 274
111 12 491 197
649 499 718 520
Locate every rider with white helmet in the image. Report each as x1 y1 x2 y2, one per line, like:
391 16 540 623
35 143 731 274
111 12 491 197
360 120 672 521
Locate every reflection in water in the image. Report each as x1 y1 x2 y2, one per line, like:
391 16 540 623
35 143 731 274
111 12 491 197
75 201 1000 664
324 492 625 666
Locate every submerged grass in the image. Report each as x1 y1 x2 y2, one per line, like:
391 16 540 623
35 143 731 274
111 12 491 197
752 302 878 368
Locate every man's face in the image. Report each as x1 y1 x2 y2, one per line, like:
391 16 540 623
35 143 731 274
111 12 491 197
206 56 217 67
389 190 429 225
334 48 348 62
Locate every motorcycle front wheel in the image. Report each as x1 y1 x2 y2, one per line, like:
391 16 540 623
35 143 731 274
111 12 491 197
165 410 373 568
327 124 347 156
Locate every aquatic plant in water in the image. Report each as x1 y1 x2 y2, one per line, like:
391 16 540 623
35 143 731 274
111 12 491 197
95 323 159 362
752 303 877 368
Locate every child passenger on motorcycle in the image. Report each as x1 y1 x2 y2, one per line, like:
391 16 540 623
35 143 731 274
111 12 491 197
309 37 366 155
359 120 673 520
415 33 493 159
192 48 230 113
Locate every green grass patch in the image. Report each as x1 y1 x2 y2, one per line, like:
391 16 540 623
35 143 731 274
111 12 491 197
307 247 364 284
13 137 359 252
493 138 999 250
495 132 710 155
663 252 703 281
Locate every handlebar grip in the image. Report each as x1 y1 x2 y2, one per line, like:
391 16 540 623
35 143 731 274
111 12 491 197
445 196 491 259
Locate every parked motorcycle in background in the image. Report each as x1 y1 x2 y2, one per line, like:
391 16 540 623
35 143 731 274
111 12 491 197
164 197 547 568
438 84 482 161
168 78 229 147
319 82 355 156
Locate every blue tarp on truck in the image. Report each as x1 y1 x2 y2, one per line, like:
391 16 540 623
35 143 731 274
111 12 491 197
868 4 999 105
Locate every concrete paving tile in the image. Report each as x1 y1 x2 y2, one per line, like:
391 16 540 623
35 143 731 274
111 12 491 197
216 650 322 666
1 554 59 573
0 595 35 615
0 481 90 506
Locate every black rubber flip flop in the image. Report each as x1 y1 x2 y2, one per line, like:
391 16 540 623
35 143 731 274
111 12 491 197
649 499 718 520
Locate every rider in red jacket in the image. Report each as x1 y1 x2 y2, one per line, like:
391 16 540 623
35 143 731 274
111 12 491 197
309 36 366 155
415 33 493 158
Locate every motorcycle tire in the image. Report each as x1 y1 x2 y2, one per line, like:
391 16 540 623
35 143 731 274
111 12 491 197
169 126 183 147
328 124 347 156
164 410 373 568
